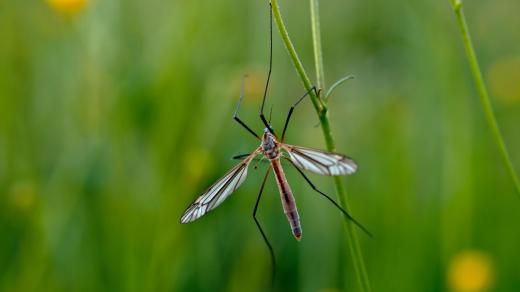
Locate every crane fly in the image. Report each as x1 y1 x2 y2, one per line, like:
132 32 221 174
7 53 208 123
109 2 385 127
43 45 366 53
180 126 366 239
180 2 370 282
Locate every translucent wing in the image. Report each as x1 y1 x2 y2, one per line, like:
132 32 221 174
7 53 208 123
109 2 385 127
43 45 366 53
180 149 261 224
282 144 357 176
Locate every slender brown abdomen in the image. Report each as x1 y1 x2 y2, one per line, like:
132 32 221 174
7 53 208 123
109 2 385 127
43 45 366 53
270 159 302 240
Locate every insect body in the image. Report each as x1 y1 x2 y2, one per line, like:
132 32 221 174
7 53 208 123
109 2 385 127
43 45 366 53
262 130 301 240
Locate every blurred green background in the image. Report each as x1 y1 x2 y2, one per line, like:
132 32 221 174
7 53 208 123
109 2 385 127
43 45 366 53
1 0 520 291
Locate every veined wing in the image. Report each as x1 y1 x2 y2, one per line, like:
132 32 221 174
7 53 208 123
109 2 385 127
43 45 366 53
180 149 261 224
282 144 357 176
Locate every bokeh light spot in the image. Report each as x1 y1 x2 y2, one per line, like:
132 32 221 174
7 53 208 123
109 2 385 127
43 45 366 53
447 250 495 292
9 181 37 211
184 148 213 185
488 56 520 105
47 0 88 16
232 69 266 103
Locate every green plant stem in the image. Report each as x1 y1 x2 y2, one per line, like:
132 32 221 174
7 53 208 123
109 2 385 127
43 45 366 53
310 0 325 89
271 1 372 291
270 0 323 113
449 0 520 197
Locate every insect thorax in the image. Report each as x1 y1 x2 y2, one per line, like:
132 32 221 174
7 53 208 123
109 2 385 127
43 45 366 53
261 131 280 160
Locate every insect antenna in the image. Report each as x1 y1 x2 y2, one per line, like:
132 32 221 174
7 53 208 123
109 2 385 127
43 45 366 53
259 3 275 136
268 105 274 124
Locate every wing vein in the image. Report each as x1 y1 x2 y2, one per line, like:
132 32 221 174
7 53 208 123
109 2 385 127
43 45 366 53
180 149 261 223
282 144 357 176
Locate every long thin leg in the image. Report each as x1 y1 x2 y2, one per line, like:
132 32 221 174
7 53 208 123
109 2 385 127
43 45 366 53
232 153 266 165
253 166 276 286
284 158 373 237
234 76 260 140
259 4 275 135
231 153 252 160
281 86 319 142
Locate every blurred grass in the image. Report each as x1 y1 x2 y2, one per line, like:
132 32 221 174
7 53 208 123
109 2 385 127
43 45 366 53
449 0 520 197
1 0 520 291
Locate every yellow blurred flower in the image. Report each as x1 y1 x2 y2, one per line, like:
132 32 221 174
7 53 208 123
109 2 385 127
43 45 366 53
184 148 214 185
232 69 266 103
9 181 38 211
447 250 495 292
488 56 520 105
47 0 88 16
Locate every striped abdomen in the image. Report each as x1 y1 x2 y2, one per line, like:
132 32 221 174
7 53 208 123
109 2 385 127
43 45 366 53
271 159 302 240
